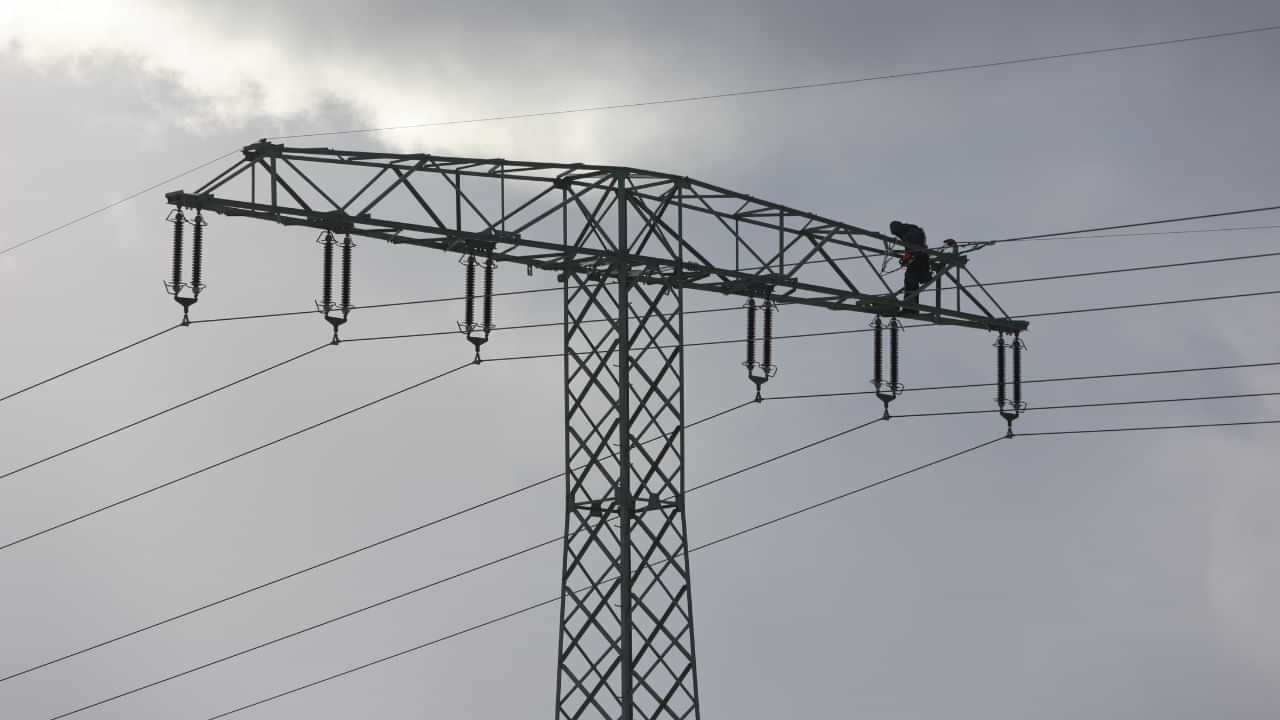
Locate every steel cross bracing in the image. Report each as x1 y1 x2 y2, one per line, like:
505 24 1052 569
559 190 697 718
164 141 1028 720
166 141 1027 333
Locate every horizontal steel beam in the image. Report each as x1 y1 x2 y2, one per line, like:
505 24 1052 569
164 142 1029 333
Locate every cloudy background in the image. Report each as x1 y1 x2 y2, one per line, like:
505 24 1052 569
1 1 1278 717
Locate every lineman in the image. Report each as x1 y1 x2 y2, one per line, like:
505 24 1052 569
890 220 932 312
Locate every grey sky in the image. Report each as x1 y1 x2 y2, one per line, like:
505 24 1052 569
1 1 1279 718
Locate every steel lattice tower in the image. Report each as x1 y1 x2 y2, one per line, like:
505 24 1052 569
558 178 698 719
165 142 1026 719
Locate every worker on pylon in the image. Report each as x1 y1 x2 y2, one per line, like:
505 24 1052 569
890 220 932 313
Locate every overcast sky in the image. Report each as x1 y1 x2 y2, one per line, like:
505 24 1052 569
2 1 1279 718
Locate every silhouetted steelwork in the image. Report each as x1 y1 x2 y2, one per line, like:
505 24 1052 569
165 140 1027 720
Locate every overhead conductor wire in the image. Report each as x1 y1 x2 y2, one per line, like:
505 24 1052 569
195 433 1007 720
31 387 1280 715
189 409 1280 717
0 363 472 554
272 24 1280 140
5 356 1278 683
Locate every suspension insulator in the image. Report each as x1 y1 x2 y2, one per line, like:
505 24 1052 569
191 211 204 300
166 208 201 325
889 318 900 396
340 234 353 317
482 253 495 337
317 231 347 344
321 231 335 314
996 332 1022 437
873 316 884 394
464 254 477 334
745 294 774 402
1012 333 1023 412
762 299 774 374
872 316 901 419
995 333 1007 411
170 208 185 296
460 252 493 364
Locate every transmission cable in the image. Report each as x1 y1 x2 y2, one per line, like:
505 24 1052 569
0 343 329 482
971 204 1280 247
0 151 238 256
42 404 858 720
185 244 1280 327
270 24 1280 141
15 22 1271 258
195 415 1279 719
34 386 1280 714
6 225 1272 406
9 354 1275 682
195 433 1005 720
339 286 1280 347
0 324 183 405
765 360 1280 401
980 250 1280 288
1021 419 1280 435
12 284 1263 491
969 223 1280 244
0 362 471 554
0 398 755 684
3 251 1270 411
190 286 564 325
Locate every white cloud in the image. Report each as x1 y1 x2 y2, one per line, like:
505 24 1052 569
0 0 623 157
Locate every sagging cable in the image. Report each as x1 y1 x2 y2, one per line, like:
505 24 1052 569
164 207 205 325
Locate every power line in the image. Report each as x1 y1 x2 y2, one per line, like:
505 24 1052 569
270 24 1280 141
6 23 1275 256
28 386 1280 709
6 250 1272 408
7 358 1276 683
42 404 855 719
857 391 1280 419
0 399 755 684
196 409 1280 719
0 344 329 482
0 151 238 256
0 312 750 486
1021 419 1280 435
970 223 1280 244
0 362 471 554
767 362 1280 401
190 286 564 325
7 221 1268 411
362 286 1273 350
1019 288 1280 319
189 245 1280 327
355 286 1280 346
12 355 1275 682
11 280 1275 490
196 433 1004 720
0 324 182 405
973 205 1280 247
2 278 1274 559
981 250 1280 288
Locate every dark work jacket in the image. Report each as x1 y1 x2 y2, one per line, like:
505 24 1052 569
902 250 932 282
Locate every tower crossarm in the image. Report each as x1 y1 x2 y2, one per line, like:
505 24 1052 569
165 140 1028 333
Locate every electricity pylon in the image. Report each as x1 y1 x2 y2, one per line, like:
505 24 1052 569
165 141 1027 720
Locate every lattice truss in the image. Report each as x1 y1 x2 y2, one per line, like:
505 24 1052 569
166 142 1027 720
168 142 1026 333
